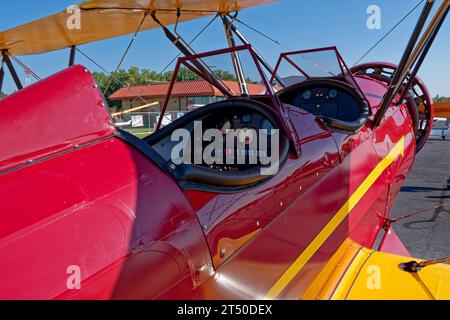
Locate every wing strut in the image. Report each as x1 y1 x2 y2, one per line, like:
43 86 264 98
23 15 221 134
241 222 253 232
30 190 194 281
69 46 77 67
1 50 23 90
151 11 230 96
223 15 286 87
151 11 233 130
398 4 450 104
221 14 249 96
374 0 450 126
0 62 4 93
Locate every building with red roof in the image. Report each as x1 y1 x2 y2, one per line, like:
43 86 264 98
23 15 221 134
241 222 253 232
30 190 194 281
109 80 269 111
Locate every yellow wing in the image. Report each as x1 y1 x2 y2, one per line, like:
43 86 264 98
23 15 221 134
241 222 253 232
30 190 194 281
0 0 277 56
303 239 450 300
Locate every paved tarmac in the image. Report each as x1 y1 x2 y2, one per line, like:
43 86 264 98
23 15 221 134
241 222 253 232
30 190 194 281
391 138 450 260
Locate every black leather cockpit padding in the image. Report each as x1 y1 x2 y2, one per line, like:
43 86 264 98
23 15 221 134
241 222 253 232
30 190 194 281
115 129 167 169
171 132 290 187
146 98 291 188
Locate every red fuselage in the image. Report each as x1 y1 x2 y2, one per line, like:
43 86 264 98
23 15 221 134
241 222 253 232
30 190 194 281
0 65 419 299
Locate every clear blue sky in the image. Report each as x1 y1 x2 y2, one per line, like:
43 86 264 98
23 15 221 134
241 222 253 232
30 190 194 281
1 0 450 96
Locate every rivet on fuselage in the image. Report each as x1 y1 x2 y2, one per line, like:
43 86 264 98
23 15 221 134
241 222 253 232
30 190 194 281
280 201 283 207
316 172 319 177
203 225 208 231
26 159 34 164
220 249 226 258
256 221 261 227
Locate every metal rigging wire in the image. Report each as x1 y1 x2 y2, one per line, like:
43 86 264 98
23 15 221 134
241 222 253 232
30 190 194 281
231 16 292 50
75 47 152 107
158 13 219 75
229 15 338 77
75 11 220 108
103 11 150 95
353 0 426 66
228 2 426 70
9 54 41 81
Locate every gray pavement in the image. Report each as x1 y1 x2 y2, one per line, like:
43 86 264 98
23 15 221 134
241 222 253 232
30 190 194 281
391 139 450 260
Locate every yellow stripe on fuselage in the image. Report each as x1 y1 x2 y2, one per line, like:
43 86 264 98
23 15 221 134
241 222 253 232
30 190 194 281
264 137 405 300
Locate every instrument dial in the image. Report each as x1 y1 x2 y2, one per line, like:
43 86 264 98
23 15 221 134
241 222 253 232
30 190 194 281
329 89 338 99
302 90 312 100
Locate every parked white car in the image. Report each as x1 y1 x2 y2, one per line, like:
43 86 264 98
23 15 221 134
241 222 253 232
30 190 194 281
430 118 450 140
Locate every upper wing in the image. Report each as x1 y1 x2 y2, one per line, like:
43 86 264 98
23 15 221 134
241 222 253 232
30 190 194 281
0 0 277 56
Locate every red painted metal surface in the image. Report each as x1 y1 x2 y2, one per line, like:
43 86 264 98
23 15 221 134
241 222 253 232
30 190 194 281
0 45 430 299
184 107 341 271
351 62 434 153
0 137 213 300
0 66 212 299
379 228 411 257
0 65 115 174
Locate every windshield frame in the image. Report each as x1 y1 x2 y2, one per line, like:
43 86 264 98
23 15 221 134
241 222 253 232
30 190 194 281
270 46 366 97
157 44 301 155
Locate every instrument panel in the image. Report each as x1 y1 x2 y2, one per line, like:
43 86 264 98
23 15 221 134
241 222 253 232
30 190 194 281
214 112 275 135
285 85 361 122
149 103 280 170
204 111 276 171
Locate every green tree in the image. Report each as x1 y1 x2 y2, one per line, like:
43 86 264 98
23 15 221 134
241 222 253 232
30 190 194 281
93 66 256 110
92 67 158 110
434 95 450 103
213 70 237 81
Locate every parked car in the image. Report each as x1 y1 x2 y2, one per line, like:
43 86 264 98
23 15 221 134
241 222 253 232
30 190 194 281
430 118 450 140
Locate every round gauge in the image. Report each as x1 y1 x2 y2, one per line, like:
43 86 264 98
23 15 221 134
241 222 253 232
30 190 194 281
329 89 338 99
302 90 312 100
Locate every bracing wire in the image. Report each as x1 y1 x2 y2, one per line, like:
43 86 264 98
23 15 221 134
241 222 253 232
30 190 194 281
9 54 41 81
75 47 152 107
231 16 292 50
103 11 150 95
76 11 219 108
158 13 219 75
229 2 425 69
353 0 426 66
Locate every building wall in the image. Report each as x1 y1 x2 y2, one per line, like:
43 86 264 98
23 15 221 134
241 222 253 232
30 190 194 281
120 96 216 112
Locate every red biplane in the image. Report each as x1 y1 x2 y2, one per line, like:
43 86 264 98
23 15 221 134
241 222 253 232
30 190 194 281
0 0 449 300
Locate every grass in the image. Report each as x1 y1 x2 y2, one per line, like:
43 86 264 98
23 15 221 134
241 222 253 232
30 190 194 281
123 128 154 139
